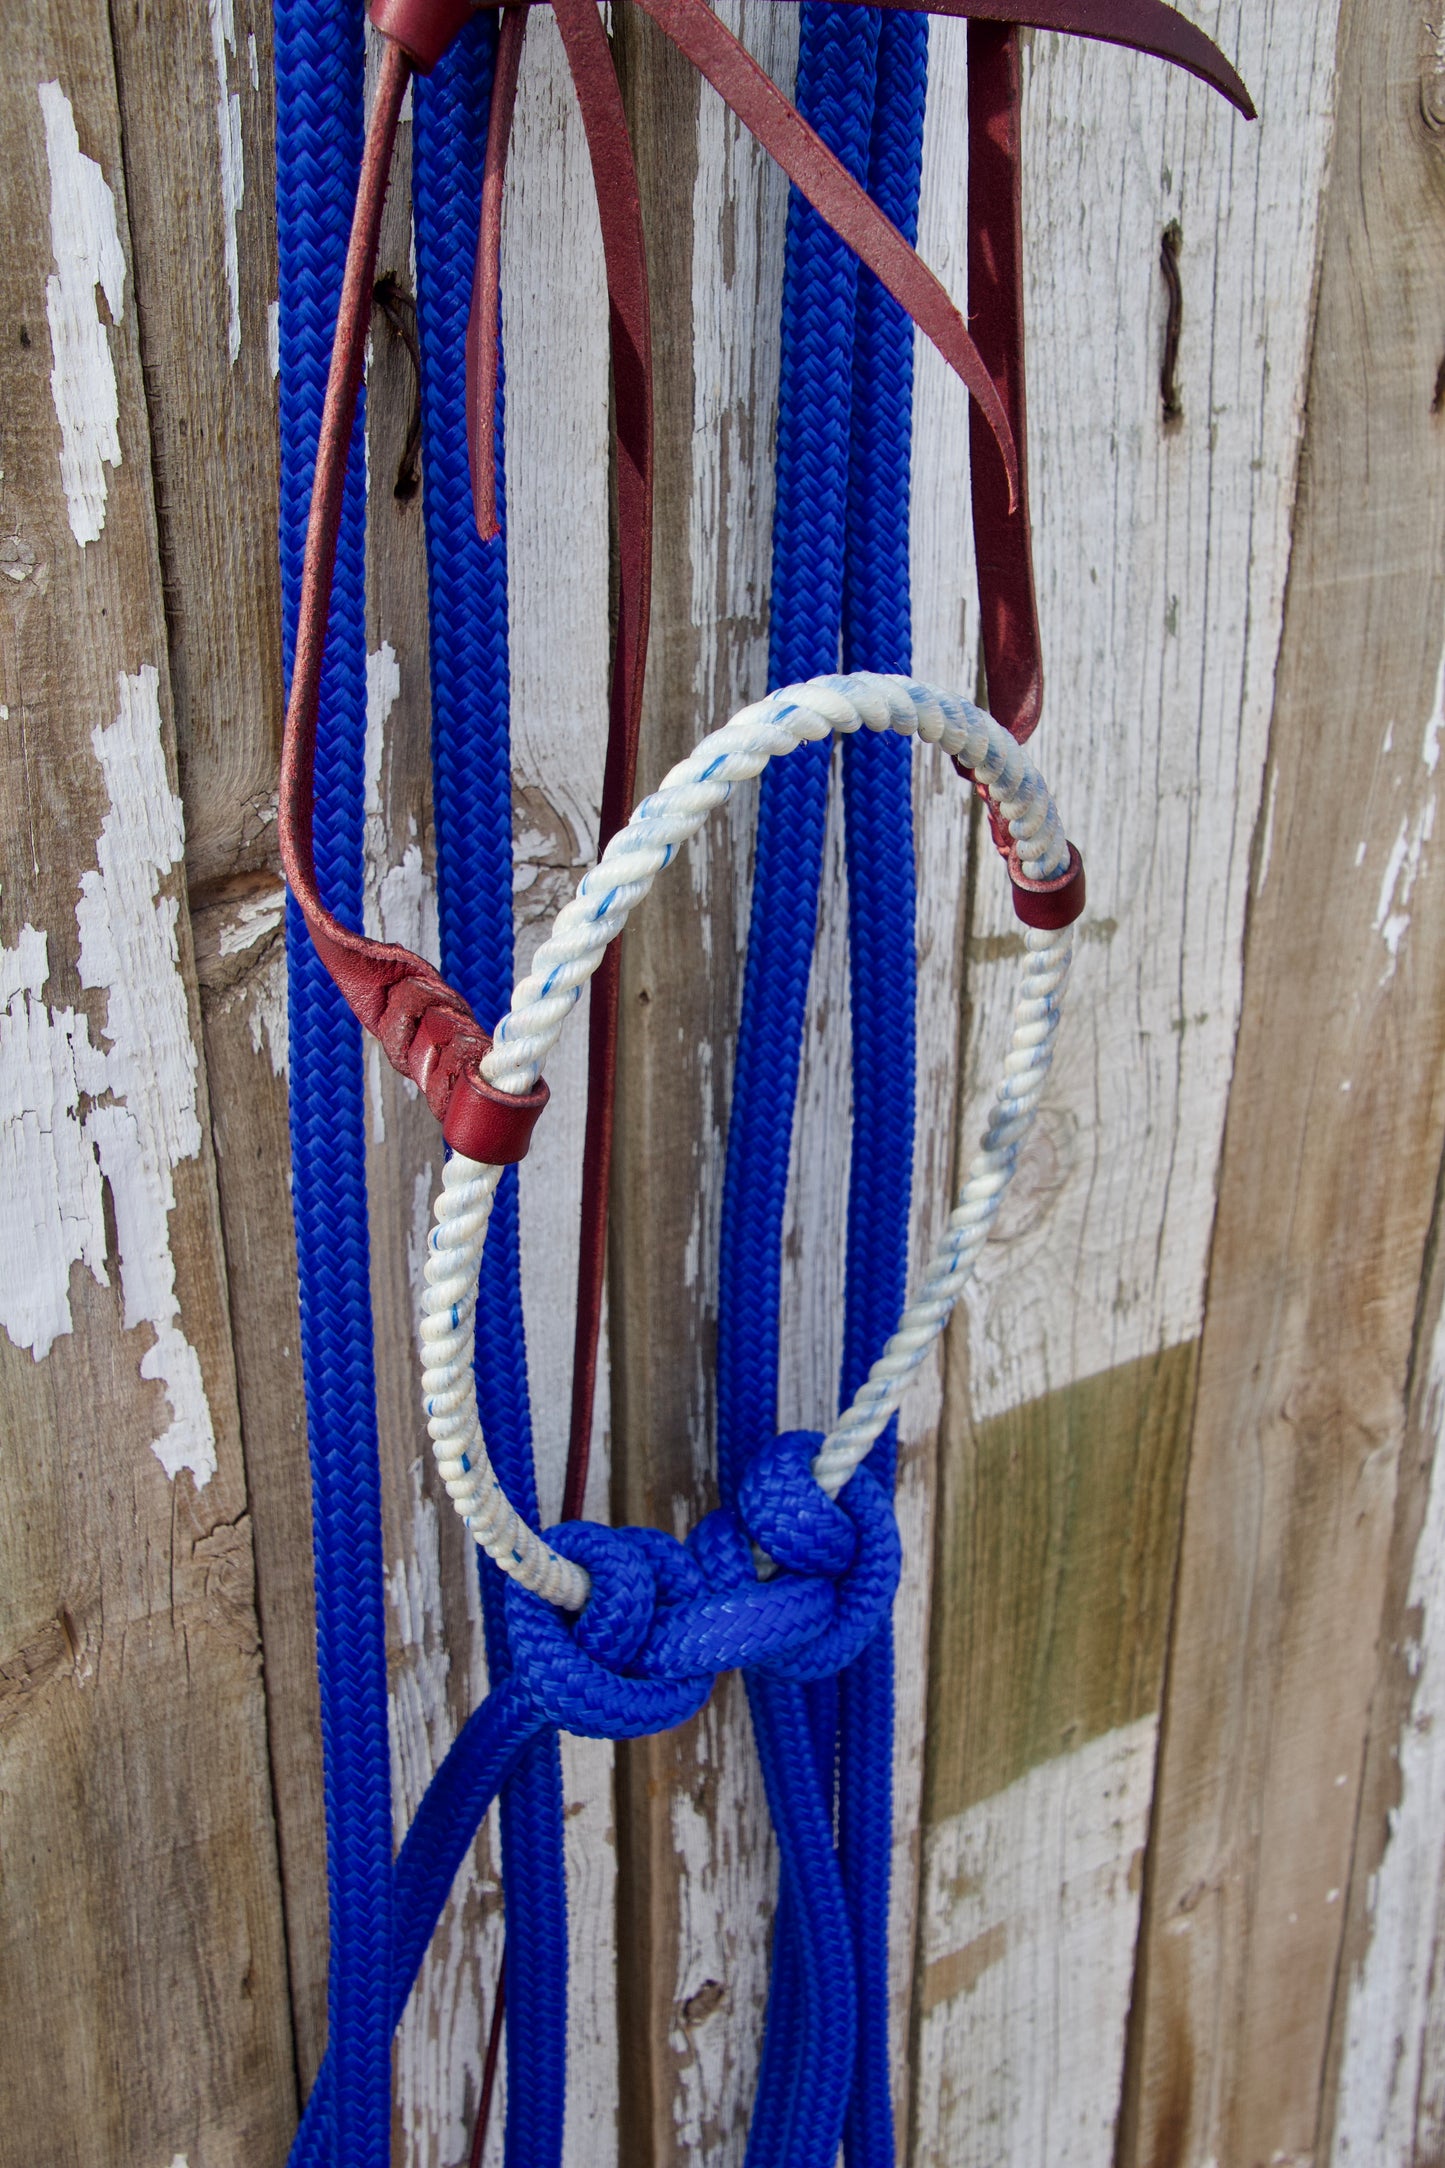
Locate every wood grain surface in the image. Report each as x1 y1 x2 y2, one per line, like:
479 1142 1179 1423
0 7 294 2162
610 6 786 2153
103 0 334 2095
1120 3 1445 2161
911 6 1346 2159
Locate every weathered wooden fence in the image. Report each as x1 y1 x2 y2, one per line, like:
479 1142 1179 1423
4 2 1445 2162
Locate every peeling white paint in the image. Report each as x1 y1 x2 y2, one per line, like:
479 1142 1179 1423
267 299 280 382
212 878 287 1078
0 921 108 1358
247 944 289 1079
669 1695 774 2160
361 643 435 1150
1256 762 1279 894
208 0 245 365
39 81 126 546
408 1165 434 1307
247 29 260 91
0 670 216 1488
1425 647 1444 776
388 1462 502 2168
360 642 437 1142
1331 1299 1445 2160
375 843 437 963
913 1719 1158 2168
78 670 215 1484
217 886 284 956
361 639 404 943
1373 796 1435 982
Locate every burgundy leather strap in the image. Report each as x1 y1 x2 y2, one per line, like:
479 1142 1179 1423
457 0 660 1503
278 34 548 1166
466 5 526 541
636 0 1021 502
732 0 1253 117
548 0 656 1514
967 21 1039 742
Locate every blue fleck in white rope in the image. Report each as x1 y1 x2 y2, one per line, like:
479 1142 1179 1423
418 671 1073 1611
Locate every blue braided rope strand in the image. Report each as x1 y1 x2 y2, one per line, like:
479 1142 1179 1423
275 8 393 2162
413 29 569 2166
286 1682 547 2168
717 7 926 2161
716 0 881 1514
717 9 891 2164
836 18 928 2162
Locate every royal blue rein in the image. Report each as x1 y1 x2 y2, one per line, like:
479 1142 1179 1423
275 7 393 2158
278 8 925 2160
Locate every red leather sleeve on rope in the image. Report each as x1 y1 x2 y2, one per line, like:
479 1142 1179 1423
1009 840 1085 929
279 35 548 1166
370 0 476 72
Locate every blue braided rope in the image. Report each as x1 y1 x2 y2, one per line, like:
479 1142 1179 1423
275 9 393 2164
719 9 885 2165
835 20 927 2163
288 1681 548 2168
716 0 881 1513
412 29 569 2166
717 7 925 2162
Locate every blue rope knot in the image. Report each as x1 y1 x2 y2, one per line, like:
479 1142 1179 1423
504 1431 902 1739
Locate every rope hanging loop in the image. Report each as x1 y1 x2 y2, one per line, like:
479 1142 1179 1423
417 670 1080 1614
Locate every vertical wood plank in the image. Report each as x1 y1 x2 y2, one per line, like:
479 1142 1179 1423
191 868 327 2086
611 9 781 2151
1121 3 1445 2160
0 6 295 2159
500 20 619 2156
1325 1166 1445 2164
913 6 1343 2161
104 0 333 2086
612 7 977 2156
108 0 283 893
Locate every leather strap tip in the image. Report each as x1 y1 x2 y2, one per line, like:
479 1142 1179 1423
1009 842 1085 931
443 1067 550 1165
368 0 473 71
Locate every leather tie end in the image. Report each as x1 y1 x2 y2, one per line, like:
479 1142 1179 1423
1009 841 1085 931
368 0 474 72
442 1064 550 1166
404 999 550 1164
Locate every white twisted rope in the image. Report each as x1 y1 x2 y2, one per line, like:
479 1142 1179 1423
419 672 1074 1612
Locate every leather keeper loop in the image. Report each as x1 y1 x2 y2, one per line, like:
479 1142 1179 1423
368 0 474 71
406 1002 466 1105
443 1066 550 1165
1009 840 1085 930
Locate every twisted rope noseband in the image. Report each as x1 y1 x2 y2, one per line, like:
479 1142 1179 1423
420 673 1076 1611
